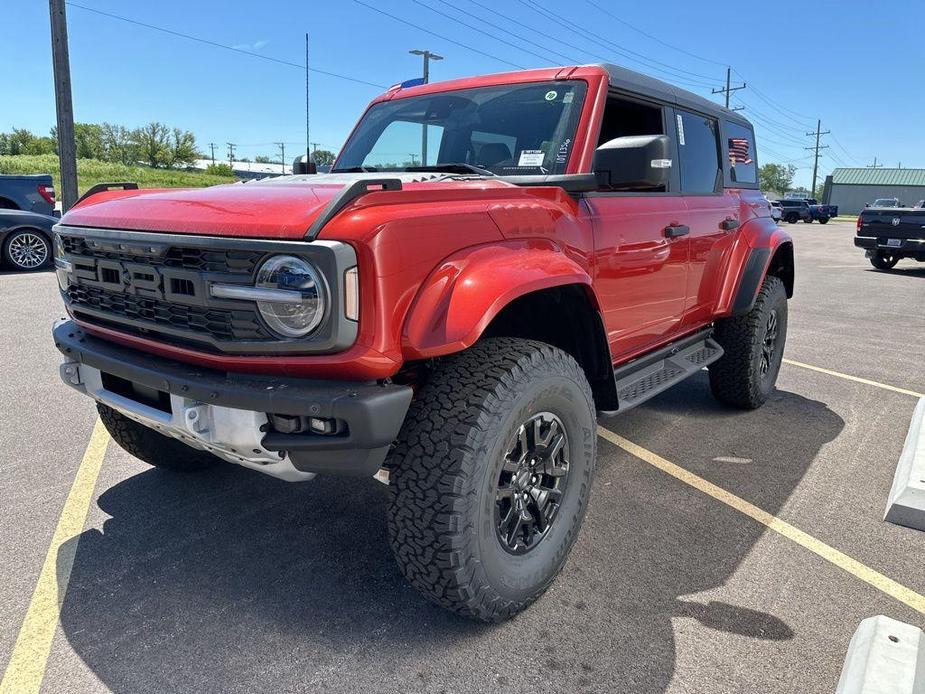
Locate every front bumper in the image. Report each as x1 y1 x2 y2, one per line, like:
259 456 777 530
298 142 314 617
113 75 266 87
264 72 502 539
53 320 413 480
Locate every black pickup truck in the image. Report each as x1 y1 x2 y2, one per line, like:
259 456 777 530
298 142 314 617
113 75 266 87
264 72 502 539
855 203 925 270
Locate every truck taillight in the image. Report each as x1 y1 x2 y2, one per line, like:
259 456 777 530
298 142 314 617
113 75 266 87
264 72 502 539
38 184 55 205
856 216 862 233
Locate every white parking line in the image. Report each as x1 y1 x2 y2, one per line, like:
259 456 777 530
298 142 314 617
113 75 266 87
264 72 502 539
783 359 924 399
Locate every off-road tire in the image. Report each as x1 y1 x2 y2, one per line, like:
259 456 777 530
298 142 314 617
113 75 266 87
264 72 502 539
386 338 597 622
708 275 788 409
869 252 899 270
97 403 219 471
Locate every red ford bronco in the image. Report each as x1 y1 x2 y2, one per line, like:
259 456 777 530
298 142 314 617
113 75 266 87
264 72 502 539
53 64 793 622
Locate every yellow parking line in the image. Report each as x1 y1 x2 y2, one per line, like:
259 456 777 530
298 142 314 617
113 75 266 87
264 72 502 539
0 420 110 694
783 358 923 398
597 426 925 616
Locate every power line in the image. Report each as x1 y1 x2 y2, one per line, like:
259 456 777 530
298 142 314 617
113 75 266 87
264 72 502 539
829 132 865 166
65 1 387 88
517 0 721 89
352 0 526 69
429 0 579 64
582 0 727 68
412 0 565 65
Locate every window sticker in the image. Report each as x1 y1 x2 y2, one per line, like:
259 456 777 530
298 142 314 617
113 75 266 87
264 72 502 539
676 114 685 145
556 138 572 164
518 149 546 167
563 92 574 103
545 90 558 101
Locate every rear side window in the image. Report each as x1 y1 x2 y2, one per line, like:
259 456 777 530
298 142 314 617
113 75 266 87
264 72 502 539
726 121 757 185
676 109 720 193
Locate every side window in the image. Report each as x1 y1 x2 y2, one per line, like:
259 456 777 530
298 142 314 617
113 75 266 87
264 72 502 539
676 109 720 193
726 121 757 185
596 94 667 192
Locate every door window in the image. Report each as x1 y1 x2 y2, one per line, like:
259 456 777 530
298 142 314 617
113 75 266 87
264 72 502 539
676 109 720 193
726 121 757 184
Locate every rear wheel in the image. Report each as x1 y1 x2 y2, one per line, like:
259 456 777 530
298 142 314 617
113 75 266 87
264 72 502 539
870 252 900 270
709 275 788 409
97 403 219 471
386 338 596 622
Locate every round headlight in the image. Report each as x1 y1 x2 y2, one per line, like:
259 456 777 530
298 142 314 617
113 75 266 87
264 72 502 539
255 255 326 338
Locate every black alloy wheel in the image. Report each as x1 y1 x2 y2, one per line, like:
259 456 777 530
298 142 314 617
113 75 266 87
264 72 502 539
759 309 781 380
495 412 569 555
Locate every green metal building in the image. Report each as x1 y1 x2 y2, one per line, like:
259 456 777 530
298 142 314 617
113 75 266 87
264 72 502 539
822 168 925 214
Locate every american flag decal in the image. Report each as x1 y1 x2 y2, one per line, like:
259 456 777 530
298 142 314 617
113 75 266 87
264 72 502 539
728 138 753 165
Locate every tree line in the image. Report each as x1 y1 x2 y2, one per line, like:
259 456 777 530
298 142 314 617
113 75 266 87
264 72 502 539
0 122 200 169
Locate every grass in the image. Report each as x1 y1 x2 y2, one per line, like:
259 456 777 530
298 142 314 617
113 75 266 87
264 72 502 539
0 154 237 197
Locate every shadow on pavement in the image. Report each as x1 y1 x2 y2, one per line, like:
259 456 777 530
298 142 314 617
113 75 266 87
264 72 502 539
58 374 842 693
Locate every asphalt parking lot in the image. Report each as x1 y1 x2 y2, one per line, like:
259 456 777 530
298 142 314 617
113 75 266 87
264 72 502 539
1 219 923 694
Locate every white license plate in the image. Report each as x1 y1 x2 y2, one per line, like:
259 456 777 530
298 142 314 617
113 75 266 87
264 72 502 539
886 238 902 247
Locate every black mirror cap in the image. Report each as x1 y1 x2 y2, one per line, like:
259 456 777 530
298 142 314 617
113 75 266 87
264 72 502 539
292 155 318 175
593 135 671 191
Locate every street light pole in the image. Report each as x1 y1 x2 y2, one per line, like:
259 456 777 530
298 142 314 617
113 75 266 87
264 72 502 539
409 49 442 166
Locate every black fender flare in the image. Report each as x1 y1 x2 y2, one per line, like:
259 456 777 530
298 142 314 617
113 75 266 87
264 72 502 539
731 247 772 315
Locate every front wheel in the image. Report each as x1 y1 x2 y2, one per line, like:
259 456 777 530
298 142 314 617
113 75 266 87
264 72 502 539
3 229 51 271
709 275 788 409
818 217 829 224
870 252 899 270
386 338 597 622
785 213 799 224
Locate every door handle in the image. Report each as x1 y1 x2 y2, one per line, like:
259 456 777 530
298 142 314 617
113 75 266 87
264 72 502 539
720 217 740 231
664 224 690 238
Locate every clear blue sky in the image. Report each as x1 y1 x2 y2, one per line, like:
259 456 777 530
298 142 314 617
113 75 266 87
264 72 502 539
3 0 923 189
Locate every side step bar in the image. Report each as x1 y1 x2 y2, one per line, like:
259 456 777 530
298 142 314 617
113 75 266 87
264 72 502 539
601 329 724 416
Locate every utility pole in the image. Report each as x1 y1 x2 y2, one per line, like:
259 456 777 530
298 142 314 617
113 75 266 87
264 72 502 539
408 153 418 166
712 66 746 110
209 142 216 165
305 32 312 162
49 0 77 212
867 156 883 169
226 142 236 165
275 142 285 173
409 49 443 165
310 142 320 155
805 119 830 196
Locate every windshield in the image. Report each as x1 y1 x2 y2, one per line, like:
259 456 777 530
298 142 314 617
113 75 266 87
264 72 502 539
334 80 588 176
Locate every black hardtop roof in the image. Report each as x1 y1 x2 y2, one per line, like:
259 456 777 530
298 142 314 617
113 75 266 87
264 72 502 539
598 63 753 129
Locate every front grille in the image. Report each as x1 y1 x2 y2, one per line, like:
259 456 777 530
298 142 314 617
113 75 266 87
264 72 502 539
67 284 271 342
60 235 264 274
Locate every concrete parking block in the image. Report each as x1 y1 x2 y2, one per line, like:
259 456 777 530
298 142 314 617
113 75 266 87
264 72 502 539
885 397 925 531
836 615 925 694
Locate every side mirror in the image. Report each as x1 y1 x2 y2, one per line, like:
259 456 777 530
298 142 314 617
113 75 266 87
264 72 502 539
593 135 672 191
292 155 317 175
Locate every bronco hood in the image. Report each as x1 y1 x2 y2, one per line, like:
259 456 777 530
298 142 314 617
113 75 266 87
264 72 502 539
60 172 451 240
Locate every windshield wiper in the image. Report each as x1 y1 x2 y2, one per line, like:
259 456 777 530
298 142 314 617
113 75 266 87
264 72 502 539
332 166 379 173
403 163 495 176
